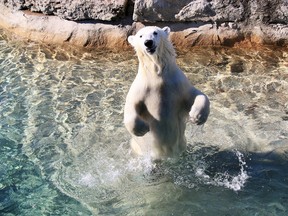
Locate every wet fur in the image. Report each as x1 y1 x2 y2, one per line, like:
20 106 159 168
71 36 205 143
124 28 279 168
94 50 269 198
124 26 210 159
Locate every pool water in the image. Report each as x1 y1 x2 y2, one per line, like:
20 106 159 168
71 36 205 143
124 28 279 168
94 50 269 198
0 30 288 215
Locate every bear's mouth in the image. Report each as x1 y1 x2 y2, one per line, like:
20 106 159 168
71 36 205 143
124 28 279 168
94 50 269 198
146 46 156 54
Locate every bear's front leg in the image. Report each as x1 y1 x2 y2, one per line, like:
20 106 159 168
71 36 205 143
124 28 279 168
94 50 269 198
189 94 210 125
133 117 150 136
124 100 150 137
124 116 150 136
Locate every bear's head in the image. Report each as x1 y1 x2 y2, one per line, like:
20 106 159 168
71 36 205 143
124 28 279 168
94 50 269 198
128 26 171 55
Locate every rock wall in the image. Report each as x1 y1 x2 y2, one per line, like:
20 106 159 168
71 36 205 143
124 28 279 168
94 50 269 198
2 0 128 21
0 0 287 49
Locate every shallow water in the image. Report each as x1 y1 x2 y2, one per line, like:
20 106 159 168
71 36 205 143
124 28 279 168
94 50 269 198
0 30 288 215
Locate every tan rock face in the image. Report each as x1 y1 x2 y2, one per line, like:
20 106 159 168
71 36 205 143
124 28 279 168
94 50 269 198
0 0 287 49
0 4 131 50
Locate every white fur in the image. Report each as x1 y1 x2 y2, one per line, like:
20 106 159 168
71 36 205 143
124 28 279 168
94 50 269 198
124 26 210 159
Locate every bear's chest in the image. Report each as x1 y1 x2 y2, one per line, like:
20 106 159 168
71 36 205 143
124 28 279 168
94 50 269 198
144 81 182 120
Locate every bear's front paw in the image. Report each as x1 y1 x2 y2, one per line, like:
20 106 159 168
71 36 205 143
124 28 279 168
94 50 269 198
189 95 210 125
189 109 209 125
133 118 150 136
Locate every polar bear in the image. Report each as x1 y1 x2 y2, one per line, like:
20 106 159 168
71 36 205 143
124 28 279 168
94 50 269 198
124 26 210 159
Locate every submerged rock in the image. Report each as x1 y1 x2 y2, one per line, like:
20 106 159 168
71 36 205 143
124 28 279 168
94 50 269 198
229 61 245 74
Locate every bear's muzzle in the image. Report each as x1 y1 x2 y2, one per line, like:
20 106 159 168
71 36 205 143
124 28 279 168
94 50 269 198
144 40 156 54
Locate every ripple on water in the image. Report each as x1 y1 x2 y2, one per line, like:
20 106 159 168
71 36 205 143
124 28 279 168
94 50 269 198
0 29 288 215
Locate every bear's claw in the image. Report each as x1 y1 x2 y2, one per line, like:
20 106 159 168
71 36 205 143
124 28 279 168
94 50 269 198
190 113 208 125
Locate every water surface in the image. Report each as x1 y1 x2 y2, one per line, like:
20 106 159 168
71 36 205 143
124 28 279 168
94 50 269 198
0 30 288 215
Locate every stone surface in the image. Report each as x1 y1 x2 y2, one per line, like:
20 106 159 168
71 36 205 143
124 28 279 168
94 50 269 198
0 4 130 49
133 0 190 22
0 0 288 49
133 0 288 24
1 0 128 21
133 0 245 22
250 0 288 24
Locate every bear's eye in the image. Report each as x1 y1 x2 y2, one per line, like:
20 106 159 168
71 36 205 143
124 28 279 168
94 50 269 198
153 31 158 36
140 35 142 38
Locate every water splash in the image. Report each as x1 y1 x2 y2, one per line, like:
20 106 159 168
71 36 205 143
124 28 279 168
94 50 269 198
196 150 249 191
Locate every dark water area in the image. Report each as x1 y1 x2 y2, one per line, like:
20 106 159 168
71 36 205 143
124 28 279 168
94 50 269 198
0 29 288 215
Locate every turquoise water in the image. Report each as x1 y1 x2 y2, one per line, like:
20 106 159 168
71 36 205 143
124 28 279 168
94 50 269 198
0 30 288 215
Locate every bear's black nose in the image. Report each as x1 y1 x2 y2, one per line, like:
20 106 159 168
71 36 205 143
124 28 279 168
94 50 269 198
144 40 154 48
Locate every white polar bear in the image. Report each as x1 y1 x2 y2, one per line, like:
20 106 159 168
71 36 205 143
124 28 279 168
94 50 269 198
124 26 210 159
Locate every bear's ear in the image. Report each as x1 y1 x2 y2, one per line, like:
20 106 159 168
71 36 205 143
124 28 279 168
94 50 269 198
162 27 171 36
128 35 135 46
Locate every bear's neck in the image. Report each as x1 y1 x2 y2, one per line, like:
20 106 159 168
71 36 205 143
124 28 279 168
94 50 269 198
137 42 176 76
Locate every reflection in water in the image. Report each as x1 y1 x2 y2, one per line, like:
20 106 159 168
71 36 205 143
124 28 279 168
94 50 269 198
0 29 288 215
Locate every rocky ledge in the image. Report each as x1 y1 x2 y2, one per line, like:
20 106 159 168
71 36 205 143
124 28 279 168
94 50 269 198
0 0 287 50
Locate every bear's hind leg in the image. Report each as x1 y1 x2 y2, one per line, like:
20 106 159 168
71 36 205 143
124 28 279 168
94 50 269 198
130 138 144 156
